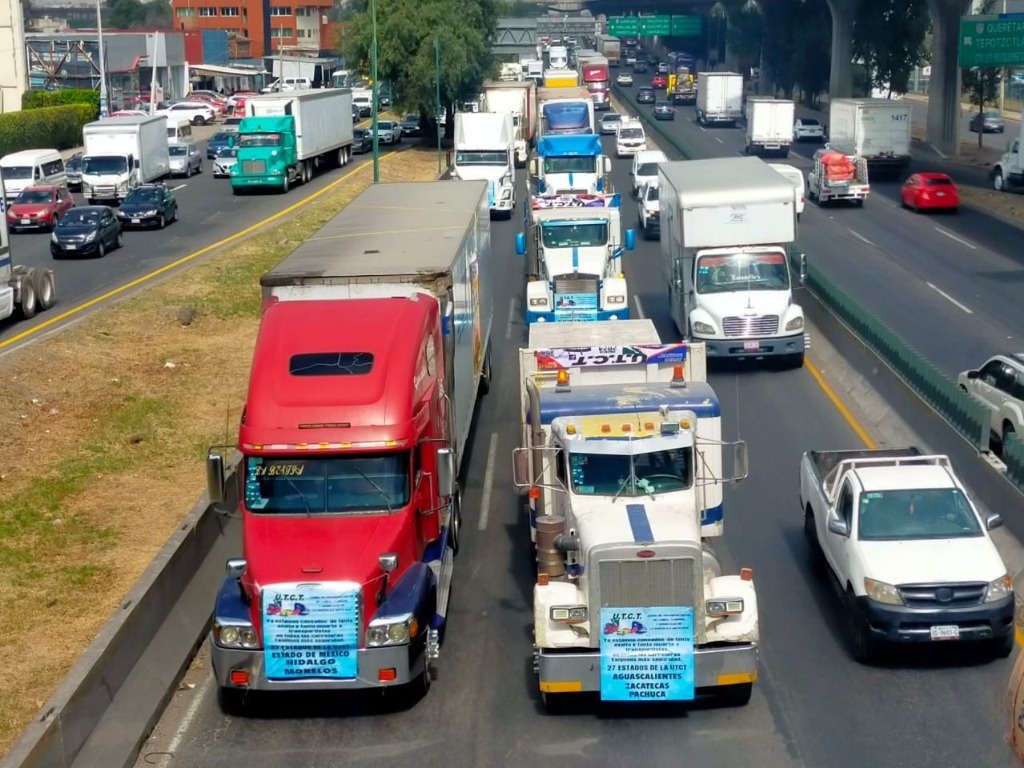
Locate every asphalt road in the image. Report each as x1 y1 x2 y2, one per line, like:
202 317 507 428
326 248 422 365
132 129 1019 767
907 98 1020 154
0 128 396 349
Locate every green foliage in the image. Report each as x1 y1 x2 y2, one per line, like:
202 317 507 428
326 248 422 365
22 88 100 115
104 0 171 29
0 104 95 155
852 0 928 95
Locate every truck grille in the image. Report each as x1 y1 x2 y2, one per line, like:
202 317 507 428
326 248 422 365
241 159 266 174
722 315 780 337
599 558 697 608
898 583 986 608
92 185 117 198
553 274 599 295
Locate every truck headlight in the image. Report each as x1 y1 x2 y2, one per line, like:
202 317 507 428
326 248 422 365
785 316 805 331
606 295 626 305
984 574 1012 602
550 605 588 624
366 613 418 646
706 598 744 617
214 621 259 649
864 577 902 605
529 297 549 307
692 321 716 335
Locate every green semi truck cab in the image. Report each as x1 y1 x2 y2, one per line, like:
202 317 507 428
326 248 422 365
231 115 296 191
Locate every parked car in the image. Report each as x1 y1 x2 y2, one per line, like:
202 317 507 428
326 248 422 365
212 147 239 177
207 131 237 159
600 112 623 135
168 141 203 177
64 152 83 190
189 93 227 113
226 91 258 110
50 205 122 258
636 87 656 104
958 354 1024 452
116 183 178 229
793 117 825 142
970 111 1005 133
653 101 676 120
157 101 216 126
109 109 149 118
374 120 401 145
400 113 422 136
352 127 373 154
6 184 75 232
651 74 668 88
900 172 959 213
616 72 634 86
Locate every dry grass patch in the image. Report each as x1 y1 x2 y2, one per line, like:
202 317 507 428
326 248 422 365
958 185 1024 222
0 147 440 753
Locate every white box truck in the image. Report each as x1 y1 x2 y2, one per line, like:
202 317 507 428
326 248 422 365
744 98 795 158
483 81 537 167
233 88 354 192
452 111 517 219
660 157 808 368
696 72 744 127
81 115 170 204
827 98 912 179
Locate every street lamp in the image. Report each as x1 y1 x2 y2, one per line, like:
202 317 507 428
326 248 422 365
95 0 108 116
435 36 441 175
370 0 379 183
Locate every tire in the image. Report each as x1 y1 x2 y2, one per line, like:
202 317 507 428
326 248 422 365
171 206 178 223
34 270 55 311
448 488 462 557
994 170 1005 192
50 214 59 231
717 682 753 707
158 214 166 229
993 632 1015 659
804 505 824 571
846 589 879 663
17 277 37 319
185 164 192 178
115 231 124 249
479 346 492 396
281 175 290 194
97 241 106 258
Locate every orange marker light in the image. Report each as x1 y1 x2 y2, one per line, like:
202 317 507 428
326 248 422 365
556 369 569 385
673 364 684 380
528 486 540 499
601 424 611 433
740 567 754 581
644 422 655 431
621 424 631 432
538 573 550 586
378 668 397 682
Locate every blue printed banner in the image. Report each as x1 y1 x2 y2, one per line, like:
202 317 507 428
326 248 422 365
599 606 695 701
262 582 360 680
553 292 598 322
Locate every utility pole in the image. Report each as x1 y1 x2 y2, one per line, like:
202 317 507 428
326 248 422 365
96 0 108 116
435 36 441 175
999 0 1007 116
370 0 379 183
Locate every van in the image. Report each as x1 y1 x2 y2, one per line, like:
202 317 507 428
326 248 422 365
282 77 312 90
0 149 66 204
768 162 806 221
167 119 193 143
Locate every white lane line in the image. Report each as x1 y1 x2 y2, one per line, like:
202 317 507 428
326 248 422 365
715 136 724 144
847 227 876 247
477 432 499 531
735 150 746 158
934 226 977 250
151 672 214 765
633 294 646 319
171 184 187 191
505 297 517 340
926 282 974 314
699 125 707 132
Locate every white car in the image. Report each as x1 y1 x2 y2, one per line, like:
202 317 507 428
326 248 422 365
212 147 238 178
630 149 667 196
957 353 1024 451
615 121 647 158
637 180 660 240
767 163 805 221
374 120 401 145
616 72 633 86
793 117 825 142
158 101 216 126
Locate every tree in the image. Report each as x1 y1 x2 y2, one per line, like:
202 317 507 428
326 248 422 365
724 3 763 72
788 0 831 105
104 0 171 29
852 0 928 96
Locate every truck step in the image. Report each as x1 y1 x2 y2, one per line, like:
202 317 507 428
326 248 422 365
433 546 455 620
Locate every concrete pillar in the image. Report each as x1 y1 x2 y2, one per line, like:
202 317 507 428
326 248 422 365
926 0 972 156
719 0 743 73
825 0 859 99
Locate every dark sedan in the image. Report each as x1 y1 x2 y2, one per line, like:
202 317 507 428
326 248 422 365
969 110 1005 133
116 184 178 229
400 114 422 137
632 61 649 74
352 127 373 154
636 87 656 104
653 101 676 121
206 130 237 159
50 205 122 258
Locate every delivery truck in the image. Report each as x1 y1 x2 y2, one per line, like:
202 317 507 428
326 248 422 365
827 98 912 179
452 111 517 218
695 72 743 127
232 88 354 193
544 69 579 89
744 98 795 158
205 180 493 712
659 156 808 368
0 176 56 324
538 86 595 137
81 115 170 204
483 80 537 167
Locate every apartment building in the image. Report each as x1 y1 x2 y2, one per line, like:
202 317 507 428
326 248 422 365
170 0 332 57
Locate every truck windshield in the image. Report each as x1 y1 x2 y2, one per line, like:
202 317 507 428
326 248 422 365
857 488 982 540
243 453 410 515
455 151 508 165
83 156 128 175
239 133 282 148
695 252 790 294
542 221 608 248
1 166 32 180
542 156 596 174
568 448 692 496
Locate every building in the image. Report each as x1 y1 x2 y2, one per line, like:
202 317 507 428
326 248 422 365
170 0 334 58
0 0 28 111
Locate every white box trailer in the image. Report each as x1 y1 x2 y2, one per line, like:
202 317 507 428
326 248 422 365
827 98 912 178
696 72 743 127
81 116 170 203
744 98 795 158
483 81 537 167
244 88 354 163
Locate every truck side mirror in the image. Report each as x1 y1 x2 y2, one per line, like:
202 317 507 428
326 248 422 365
528 158 538 175
206 450 226 506
624 229 636 250
827 516 850 537
600 156 612 174
512 447 531 486
378 552 399 572
436 446 455 498
732 441 749 482
515 232 527 255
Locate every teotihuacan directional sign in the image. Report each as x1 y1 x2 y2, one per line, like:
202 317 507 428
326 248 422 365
959 13 1024 67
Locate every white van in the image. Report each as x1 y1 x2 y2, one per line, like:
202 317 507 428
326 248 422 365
167 119 193 143
768 162 805 221
549 45 568 69
0 149 66 205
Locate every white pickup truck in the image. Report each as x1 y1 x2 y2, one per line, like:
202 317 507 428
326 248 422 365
800 448 1014 662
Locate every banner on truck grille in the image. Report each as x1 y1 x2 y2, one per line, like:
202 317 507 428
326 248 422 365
535 343 689 370
531 193 620 209
262 582 360 680
599 606 695 701
553 292 598 322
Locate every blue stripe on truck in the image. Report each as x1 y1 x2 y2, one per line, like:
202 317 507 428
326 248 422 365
626 503 654 543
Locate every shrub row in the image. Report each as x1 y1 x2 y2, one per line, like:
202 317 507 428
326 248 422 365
22 88 100 115
0 104 95 155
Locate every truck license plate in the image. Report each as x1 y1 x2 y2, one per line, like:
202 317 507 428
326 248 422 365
744 341 760 351
132 218 141 224
930 625 959 641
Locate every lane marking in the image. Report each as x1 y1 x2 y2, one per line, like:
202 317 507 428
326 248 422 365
926 281 974 314
505 297 517 340
633 294 646 319
735 150 746 158
847 228 876 247
806 361 878 450
715 136 724 144
477 432 499 531
148 671 214 766
934 226 977 250
1 154 394 350
171 184 187 191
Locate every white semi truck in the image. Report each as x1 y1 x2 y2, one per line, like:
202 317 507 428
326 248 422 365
659 157 808 368
744 98 795 158
991 121 1024 193
81 116 170 204
827 98 912 179
0 177 56 323
453 111 517 219
482 81 537 168
513 320 757 711
695 72 743 127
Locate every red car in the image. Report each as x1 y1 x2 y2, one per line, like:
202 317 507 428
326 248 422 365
189 92 228 113
651 74 668 88
900 172 959 212
6 184 76 233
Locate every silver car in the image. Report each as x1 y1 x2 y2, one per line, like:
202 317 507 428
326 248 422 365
168 141 203 177
212 147 238 178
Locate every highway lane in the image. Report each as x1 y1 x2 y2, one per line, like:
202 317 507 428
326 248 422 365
133 151 1017 768
1 131 398 346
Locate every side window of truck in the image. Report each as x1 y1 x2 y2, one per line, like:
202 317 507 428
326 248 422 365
836 483 853 526
554 450 567 487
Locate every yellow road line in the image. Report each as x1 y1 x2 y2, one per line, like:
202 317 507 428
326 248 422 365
805 360 878 450
1 154 392 350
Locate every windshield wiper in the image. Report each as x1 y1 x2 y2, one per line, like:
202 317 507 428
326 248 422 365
351 468 394 513
283 477 314 517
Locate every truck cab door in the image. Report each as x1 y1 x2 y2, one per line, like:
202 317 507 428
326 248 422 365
824 480 855 583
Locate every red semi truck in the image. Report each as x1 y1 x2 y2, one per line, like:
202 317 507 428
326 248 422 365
205 179 493 712
581 59 611 111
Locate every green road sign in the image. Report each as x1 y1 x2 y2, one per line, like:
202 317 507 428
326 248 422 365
608 17 639 37
639 15 671 36
671 15 702 37
959 14 1024 67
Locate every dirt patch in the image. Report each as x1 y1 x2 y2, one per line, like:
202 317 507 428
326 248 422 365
0 147 441 753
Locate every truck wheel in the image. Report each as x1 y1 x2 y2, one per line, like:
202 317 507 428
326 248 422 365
717 682 752 707
993 632 1015 658
846 589 879 663
17 277 37 319
281 175 290 194
994 170 1006 192
479 347 492 395
448 488 462 556
34 270 55 311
